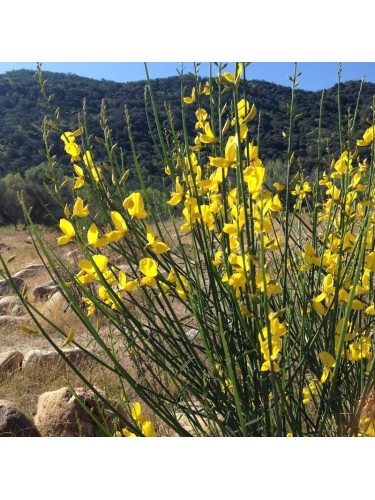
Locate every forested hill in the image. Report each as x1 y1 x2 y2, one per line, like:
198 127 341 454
1 68 374 186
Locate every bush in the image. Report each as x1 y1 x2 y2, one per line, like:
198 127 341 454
2 62 374 437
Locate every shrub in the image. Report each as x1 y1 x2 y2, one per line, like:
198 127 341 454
2 62 374 436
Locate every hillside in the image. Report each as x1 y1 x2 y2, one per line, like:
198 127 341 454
0 68 374 225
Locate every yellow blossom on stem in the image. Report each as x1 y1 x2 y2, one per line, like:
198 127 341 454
142 421 157 437
236 98 257 124
105 211 129 242
243 165 265 199
64 142 81 161
73 164 85 188
357 124 375 147
200 81 211 95
73 197 89 217
123 192 148 219
183 87 196 104
87 223 109 248
57 219 75 245
319 351 336 383
60 128 82 145
199 122 216 144
300 242 320 271
146 225 170 254
118 271 138 292
167 177 185 206
208 136 237 168
139 257 158 287
195 108 208 129
302 381 319 404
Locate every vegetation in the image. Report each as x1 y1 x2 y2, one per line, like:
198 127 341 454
1 62 375 436
1 66 375 227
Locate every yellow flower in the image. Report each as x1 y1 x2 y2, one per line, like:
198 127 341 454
105 211 129 242
73 197 89 217
195 108 208 129
79 254 108 275
87 223 108 248
123 192 148 219
118 271 138 292
208 136 237 168
64 142 81 161
200 81 211 95
57 219 75 245
300 242 320 271
236 98 256 124
122 428 137 437
357 124 375 147
302 381 319 404
139 257 158 287
73 164 85 188
219 63 242 87
146 225 170 254
199 122 216 144
131 402 147 424
142 421 157 437
183 86 196 104
319 351 336 383
60 128 82 145
167 177 184 206
243 165 265 199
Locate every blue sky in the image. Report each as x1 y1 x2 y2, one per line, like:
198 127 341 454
0 62 374 91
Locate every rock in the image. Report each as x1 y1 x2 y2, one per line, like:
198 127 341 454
33 284 59 300
186 328 199 340
0 277 25 296
12 264 45 280
65 249 82 261
0 315 29 328
0 400 40 437
0 296 24 315
35 387 106 437
22 348 89 371
0 350 24 377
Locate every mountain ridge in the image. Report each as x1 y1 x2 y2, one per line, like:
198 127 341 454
0 69 374 182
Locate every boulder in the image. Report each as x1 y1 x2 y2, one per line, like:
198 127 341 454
33 284 59 301
0 296 24 315
12 264 45 280
0 277 25 296
0 350 24 377
0 400 40 437
22 348 89 371
35 387 106 437
0 315 29 329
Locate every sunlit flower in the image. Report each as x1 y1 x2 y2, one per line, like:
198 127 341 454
57 219 75 245
357 124 375 147
319 351 336 383
73 197 89 217
146 225 170 254
123 192 148 219
183 87 196 104
139 257 158 287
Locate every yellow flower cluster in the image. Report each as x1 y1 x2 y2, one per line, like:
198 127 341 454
115 402 157 437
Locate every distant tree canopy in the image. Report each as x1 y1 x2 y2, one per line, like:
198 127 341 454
0 67 374 225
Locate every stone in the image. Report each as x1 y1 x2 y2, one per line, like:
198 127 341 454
0 296 24 315
0 400 40 437
0 350 24 377
12 264 45 280
186 328 199 340
0 277 25 296
33 284 59 300
0 315 29 328
22 348 89 371
34 387 107 437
